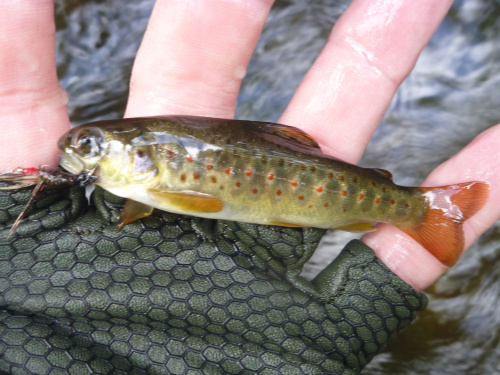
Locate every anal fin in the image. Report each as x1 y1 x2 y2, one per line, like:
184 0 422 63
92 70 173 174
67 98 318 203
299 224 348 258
334 222 378 233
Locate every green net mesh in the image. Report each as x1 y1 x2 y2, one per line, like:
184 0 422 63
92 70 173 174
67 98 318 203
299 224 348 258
0 182 426 374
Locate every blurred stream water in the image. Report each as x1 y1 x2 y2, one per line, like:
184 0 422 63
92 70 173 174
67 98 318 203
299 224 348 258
55 1 500 373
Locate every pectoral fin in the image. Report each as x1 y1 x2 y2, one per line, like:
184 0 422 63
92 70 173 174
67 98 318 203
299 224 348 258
116 199 154 231
334 222 378 233
147 189 224 213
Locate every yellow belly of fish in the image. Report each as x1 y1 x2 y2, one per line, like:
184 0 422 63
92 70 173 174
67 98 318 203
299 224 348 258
102 177 389 232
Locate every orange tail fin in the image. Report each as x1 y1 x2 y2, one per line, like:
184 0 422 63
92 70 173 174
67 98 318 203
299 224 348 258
399 181 489 267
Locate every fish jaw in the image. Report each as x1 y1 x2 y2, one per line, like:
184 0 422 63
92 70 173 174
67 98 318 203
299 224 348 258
57 153 85 175
57 130 85 175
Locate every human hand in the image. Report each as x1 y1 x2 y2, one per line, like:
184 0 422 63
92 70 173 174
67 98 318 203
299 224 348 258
1 0 499 374
122 0 499 291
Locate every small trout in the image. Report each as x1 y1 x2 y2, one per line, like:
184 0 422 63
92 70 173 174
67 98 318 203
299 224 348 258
57 116 489 266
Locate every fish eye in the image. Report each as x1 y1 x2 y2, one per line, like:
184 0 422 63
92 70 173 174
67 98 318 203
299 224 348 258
72 128 102 157
77 136 94 154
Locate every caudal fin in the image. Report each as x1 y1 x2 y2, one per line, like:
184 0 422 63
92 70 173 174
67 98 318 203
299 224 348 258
399 181 489 267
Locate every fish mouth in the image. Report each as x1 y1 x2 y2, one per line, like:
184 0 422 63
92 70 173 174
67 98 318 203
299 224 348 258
58 153 85 175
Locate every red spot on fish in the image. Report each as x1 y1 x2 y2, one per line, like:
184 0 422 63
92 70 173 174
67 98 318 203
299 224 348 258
252 189 258 194
187 155 193 163
219 186 224 190
390 200 396 205
371 181 376 187
327 173 334 179
382 187 386 193
343 208 347 212
268 173 274 180
342 190 348 196
358 194 364 200
308 205 313 209
235 182 241 187
211 177 217 183
298 196 304 201
168 151 175 159
225 168 232 175
276 190 282 196
405 203 409 208
22 168 39 174
291 181 298 187
316 186 324 193
339 176 345 181
353 177 358 183
310 167 316 172
375 198 380 204
180 175 186 182
324 203 329 207
301 166 306 171
246 169 253 177
193 173 199 180
207 164 213 170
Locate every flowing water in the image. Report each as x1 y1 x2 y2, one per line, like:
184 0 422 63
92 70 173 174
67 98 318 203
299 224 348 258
55 0 500 373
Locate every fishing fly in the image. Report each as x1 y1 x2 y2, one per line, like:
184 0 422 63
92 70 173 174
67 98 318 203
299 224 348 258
0 166 97 236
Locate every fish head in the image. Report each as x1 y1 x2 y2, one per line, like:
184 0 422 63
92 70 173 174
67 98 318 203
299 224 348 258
57 126 106 175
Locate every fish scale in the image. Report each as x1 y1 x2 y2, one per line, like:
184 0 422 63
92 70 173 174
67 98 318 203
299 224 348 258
151 138 419 230
57 115 489 267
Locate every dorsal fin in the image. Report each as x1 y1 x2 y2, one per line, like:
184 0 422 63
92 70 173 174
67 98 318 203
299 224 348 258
122 115 328 158
250 122 325 156
164 116 321 150
255 123 320 149
373 168 393 181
